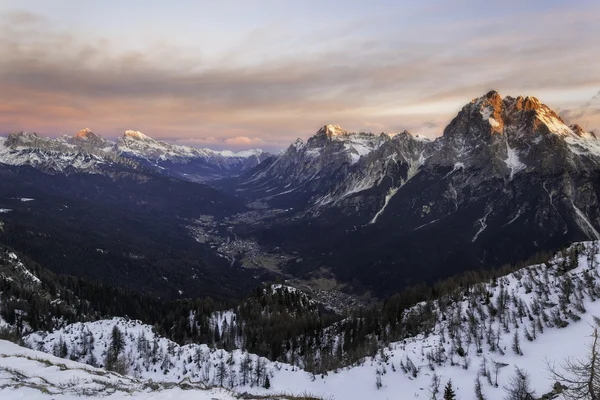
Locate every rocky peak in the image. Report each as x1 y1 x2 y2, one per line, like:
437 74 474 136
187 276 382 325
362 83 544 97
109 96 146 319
516 95 542 111
5 132 41 147
447 91 587 141
571 124 586 137
473 90 505 133
7 131 38 139
70 128 111 153
478 90 503 105
502 94 576 138
429 90 600 178
503 95 547 115
392 130 431 143
4 131 80 154
316 124 348 138
442 90 506 140
74 128 96 140
290 138 305 151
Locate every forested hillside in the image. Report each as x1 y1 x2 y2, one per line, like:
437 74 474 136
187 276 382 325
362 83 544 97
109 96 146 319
4 241 600 399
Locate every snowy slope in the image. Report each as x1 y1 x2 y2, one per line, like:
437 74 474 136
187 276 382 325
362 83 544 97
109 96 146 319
0 136 111 174
0 339 306 399
227 125 429 216
20 241 600 399
115 130 265 162
298 242 600 400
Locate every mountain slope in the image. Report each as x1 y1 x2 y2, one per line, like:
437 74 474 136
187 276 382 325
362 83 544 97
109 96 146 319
218 125 431 212
219 91 600 296
0 164 268 300
0 339 317 400
16 241 600 400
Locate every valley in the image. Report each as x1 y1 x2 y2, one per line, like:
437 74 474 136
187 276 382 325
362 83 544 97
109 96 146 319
4 91 600 302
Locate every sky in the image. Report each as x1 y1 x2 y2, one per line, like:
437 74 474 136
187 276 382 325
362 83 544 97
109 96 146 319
1 0 599 151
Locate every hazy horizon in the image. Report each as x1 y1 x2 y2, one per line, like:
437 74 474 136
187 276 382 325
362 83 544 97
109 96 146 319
1 0 599 151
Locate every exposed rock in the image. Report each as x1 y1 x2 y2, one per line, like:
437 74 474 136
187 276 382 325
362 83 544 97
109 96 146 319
220 91 600 297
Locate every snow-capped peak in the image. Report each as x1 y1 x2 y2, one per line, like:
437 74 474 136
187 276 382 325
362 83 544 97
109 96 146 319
228 149 265 158
123 130 153 141
391 130 431 142
291 138 305 150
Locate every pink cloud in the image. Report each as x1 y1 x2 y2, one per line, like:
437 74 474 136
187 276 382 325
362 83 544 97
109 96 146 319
223 136 265 146
171 137 220 146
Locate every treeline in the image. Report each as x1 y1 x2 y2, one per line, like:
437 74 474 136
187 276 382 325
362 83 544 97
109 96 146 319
2 243 560 374
0 248 232 340
172 248 559 374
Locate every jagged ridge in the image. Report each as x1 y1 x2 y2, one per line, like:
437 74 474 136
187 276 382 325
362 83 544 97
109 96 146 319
0 129 270 181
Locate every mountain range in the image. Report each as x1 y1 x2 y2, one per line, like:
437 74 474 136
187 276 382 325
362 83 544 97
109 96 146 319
2 91 600 298
218 91 600 295
0 128 269 182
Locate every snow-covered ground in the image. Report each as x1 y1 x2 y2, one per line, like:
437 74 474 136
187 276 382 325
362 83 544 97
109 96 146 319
11 241 600 399
6 251 42 284
0 339 245 399
0 338 324 399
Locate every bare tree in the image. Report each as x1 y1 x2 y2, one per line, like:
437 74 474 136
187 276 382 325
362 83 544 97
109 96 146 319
504 366 535 400
429 372 442 399
376 369 382 390
492 359 508 387
547 327 600 400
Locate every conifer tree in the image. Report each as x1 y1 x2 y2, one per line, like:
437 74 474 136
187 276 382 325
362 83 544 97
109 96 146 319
216 357 227 387
240 353 251 386
105 325 126 372
110 325 125 358
512 330 522 355
443 379 456 400
474 376 485 400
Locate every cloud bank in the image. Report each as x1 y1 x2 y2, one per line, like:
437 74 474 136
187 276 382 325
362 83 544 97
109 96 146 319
1 3 599 150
